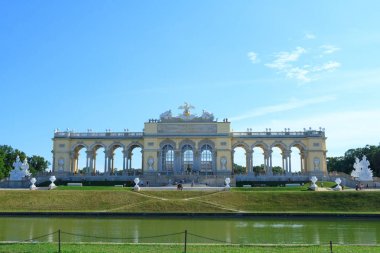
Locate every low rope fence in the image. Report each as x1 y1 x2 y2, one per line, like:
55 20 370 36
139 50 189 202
0 229 341 253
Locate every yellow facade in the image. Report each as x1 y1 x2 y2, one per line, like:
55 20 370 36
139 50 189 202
52 110 327 177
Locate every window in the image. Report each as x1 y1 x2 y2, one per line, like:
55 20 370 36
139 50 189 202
162 145 174 172
201 144 212 171
182 144 193 171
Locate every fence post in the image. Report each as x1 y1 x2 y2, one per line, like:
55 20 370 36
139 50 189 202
58 229 61 253
330 240 333 253
184 230 187 253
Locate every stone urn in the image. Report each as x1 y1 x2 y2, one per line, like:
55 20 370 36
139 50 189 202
309 176 318 191
49 175 57 190
30 177 37 190
333 178 342 191
133 177 140 191
224 177 231 190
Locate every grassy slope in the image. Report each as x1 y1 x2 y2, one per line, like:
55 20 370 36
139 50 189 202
0 243 379 253
1 187 380 213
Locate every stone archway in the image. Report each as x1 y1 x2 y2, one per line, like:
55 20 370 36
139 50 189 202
231 141 251 174
126 142 144 175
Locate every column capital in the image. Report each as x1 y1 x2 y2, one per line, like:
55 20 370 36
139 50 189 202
246 150 253 155
263 150 272 157
282 150 291 158
86 150 95 158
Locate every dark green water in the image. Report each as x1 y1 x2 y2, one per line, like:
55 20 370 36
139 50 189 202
1 217 379 245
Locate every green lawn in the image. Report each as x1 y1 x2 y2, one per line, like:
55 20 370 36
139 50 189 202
1 243 379 253
0 187 379 213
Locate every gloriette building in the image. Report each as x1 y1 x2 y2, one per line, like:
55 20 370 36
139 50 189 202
52 103 327 182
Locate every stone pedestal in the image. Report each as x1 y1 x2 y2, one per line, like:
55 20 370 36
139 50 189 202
2 180 30 188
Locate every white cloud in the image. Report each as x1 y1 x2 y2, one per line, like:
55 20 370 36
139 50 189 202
321 44 340 54
313 61 341 72
265 47 306 70
263 45 341 82
304 32 316 40
286 67 311 82
229 96 336 121
247 51 259 63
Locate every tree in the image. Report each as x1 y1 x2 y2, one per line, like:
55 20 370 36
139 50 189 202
0 152 5 179
327 144 380 177
0 145 49 179
233 163 246 174
272 166 285 175
253 165 265 175
28 155 50 175
0 145 26 180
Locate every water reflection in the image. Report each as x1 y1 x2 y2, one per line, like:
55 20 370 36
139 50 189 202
0 217 379 245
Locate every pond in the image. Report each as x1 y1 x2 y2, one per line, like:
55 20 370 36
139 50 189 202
1 217 379 245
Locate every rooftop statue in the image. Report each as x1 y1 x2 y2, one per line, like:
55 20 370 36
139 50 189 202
178 102 194 117
201 110 214 121
160 110 172 120
351 155 373 181
159 103 215 122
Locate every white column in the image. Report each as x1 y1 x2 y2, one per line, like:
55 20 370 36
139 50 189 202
70 153 75 173
247 151 253 173
141 150 144 174
269 151 273 172
282 157 285 171
86 152 89 169
104 156 108 173
107 155 112 174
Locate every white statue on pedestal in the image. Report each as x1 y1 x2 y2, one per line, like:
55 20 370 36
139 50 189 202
333 178 342 191
133 178 140 191
351 156 373 181
309 176 318 191
10 156 31 180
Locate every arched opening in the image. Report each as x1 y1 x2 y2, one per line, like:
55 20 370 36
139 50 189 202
200 144 213 174
182 144 194 174
129 146 142 175
271 147 284 175
291 146 303 174
112 146 124 175
72 145 87 174
162 144 174 175
94 146 106 175
233 147 246 174
252 146 265 176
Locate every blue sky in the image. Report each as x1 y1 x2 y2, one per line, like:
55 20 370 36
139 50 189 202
1 1 380 170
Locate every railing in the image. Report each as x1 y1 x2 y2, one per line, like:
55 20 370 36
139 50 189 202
232 130 325 138
54 132 143 139
54 130 324 138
